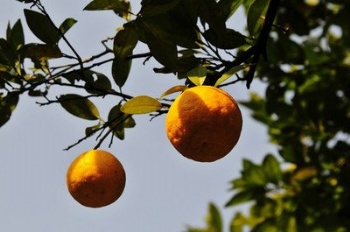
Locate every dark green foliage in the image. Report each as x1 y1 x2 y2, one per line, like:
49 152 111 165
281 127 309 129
188 1 350 231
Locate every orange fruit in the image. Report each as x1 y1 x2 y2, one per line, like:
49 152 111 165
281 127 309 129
165 85 242 162
66 149 126 208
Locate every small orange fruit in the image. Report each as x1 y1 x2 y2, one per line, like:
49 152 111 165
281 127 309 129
165 85 242 162
66 149 126 208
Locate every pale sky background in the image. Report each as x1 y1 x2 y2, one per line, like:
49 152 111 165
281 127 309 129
0 1 275 232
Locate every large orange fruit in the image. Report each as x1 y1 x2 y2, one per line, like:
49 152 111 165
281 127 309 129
165 85 242 162
66 149 126 208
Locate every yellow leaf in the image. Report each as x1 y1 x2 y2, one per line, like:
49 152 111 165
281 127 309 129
120 95 162 114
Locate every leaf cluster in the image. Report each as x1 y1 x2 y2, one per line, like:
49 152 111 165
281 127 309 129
187 0 350 231
1 0 275 149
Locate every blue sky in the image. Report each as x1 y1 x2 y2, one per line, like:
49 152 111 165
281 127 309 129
0 1 275 231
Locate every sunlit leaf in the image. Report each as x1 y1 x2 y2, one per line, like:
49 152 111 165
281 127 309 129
159 85 187 98
214 64 249 86
59 94 100 120
247 0 270 36
59 18 77 35
187 66 207 86
24 9 60 45
230 212 247 232
121 95 162 114
207 203 223 232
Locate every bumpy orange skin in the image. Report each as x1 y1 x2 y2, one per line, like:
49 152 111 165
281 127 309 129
166 86 242 162
66 150 126 208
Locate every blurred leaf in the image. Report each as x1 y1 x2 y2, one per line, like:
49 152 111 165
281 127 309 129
0 92 19 127
108 104 135 140
112 25 138 87
292 166 318 182
262 154 282 184
6 20 24 49
121 95 162 114
230 213 247 232
247 0 270 36
241 159 267 186
160 85 187 98
58 18 77 35
203 28 246 49
187 66 207 86
24 9 60 45
207 203 223 232
304 38 331 65
18 43 63 60
214 64 249 86
59 94 100 120
253 219 278 232
226 190 255 207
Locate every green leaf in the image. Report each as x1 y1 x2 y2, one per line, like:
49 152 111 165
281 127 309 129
7 20 25 49
121 95 162 114
108 104 136 140
159 85 187 98
24 9 60 45
83 70 112 94
247 0 270 36
187 66 207 86
262 154 282 184
58 18 77 35
230 213 247 232
141 20 178 71
241 159 267 186
58 94 100 120
0 39 17 66
18 43 63 60
226 190 255 207
84 0 130 11
112 25 138 87
207 203 223 232
198 0 226 36
214 64 249 86
203 28 246 49
85 122 101 136
0 92 19 127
